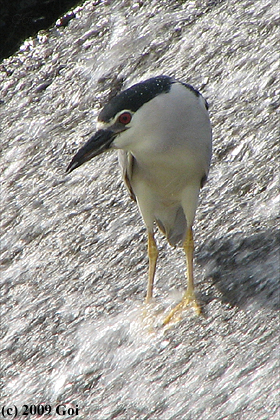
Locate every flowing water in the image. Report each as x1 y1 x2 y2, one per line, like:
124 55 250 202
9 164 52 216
0 1 279 419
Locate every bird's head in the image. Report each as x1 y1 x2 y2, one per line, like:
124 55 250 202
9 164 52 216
66 76 174 173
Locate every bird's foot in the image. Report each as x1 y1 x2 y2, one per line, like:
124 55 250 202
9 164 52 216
141 300 157 331
141 299 167 332
163 289 200 326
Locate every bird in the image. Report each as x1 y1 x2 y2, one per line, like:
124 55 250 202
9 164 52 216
66 75 212 324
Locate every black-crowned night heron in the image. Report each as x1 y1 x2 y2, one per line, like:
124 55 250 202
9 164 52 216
67 75 212 324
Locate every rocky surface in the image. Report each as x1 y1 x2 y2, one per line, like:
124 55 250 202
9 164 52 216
0 0 81 61
0 0 279 419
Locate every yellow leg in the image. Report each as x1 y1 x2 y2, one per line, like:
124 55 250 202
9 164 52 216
145 231 158 303
163 226 200 325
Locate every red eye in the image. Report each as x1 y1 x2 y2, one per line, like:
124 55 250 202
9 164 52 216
118 112 132 125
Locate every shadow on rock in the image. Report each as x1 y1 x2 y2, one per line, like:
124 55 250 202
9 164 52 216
197 228 280 311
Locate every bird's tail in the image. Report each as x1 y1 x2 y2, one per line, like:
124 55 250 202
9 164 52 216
156 206 187 247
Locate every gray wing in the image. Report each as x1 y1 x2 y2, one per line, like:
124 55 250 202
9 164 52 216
118 150 136 202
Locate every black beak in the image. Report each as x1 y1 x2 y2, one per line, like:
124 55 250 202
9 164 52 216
66 129 116 173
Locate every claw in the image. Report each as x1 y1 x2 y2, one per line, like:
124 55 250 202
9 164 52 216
163 290 200 325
